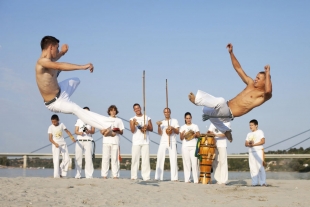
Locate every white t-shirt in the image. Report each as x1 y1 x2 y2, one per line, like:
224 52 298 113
130 115 151 145
245 129 265 152
75 119 93 140
180 123 199 147
208 122 231 148
102 117 124 145
159 119 180 144
48 123 67 145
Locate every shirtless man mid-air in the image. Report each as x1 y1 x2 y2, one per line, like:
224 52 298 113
189 43 272 142
36 36 113 134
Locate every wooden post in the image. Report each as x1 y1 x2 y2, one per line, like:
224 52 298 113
166 79 170 147
143 70 146 139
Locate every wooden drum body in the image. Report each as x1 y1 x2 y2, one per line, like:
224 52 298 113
199 133 217 184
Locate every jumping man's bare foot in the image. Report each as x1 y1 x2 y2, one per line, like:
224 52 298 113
188 92 196 105
224 131 233 143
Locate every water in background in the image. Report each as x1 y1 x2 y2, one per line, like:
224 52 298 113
0 168 310 180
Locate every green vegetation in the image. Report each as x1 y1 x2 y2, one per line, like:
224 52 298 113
266 147 310 155
0 157 10 166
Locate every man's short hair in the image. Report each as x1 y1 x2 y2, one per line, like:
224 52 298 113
51 114 59 121
83 106 90 110
249 119 258 125
41 36 59 50
163 108 171 113
107 105 119 115
259 71 271 79
133 103 140 108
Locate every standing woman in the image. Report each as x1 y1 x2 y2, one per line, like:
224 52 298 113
101 105 124 179
179 112 200 183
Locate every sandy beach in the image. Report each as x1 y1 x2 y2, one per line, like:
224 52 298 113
0 178 310 207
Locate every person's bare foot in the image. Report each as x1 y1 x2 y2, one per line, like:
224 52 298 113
224 131 233 142
188 92 196 105
113 177 119 179
102 176 107 179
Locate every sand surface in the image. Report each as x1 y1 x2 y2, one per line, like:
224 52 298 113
1 178 310 207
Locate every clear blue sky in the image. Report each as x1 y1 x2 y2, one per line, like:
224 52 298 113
0 1 310 154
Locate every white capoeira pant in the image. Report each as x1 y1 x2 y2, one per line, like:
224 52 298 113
75 140 94 179
182 146 199 183
212 147 228 184
101 143 119 178
131 144 151 180
195 90 233 133
249 149 266 186
45 78 113 130
155 143 178 181
52 144 70 178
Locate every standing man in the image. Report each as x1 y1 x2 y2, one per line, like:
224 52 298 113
155 108 180 181
36 36 113 133
101 105 124 179
74 107 95 179
245 119 267 186
130 103 153 180
208 122 231 185
48 114 76 178
189 43 272 141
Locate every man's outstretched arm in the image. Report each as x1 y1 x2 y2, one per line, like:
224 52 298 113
264 65 272 100
227 43 252 85
38 58 94 72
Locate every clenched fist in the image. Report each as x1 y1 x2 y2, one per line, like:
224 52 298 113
61 44 69 54
264 65 270 73
226 43 233 53
85 63 94 73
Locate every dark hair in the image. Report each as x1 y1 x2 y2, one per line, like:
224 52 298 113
259 71 271 79
107 105 119 115
249 119 258 125
163 108 171 113
133 103 140 108
83 106 90 110
184 112 192 124
51 114 59 121
41 36 59 50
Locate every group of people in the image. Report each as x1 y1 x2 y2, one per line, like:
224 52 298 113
48 105 125 179
38 35 272 186
48 104 267 186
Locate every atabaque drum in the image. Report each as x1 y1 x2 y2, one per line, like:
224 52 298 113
199 133 217 184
